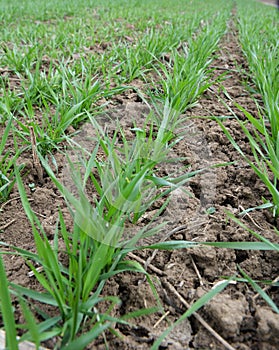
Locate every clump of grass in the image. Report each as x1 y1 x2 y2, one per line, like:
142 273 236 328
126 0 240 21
150 11 229 113
235 3 279 217
4 86 212 347
1 43 38 74
9 144 165 347
2 101 185 347
217 102 279 219
53 105 198 246
236 0 278 144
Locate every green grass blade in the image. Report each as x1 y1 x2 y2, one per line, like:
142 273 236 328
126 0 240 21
144 240 278 251
20 316 61 342
10 283 58 306
0 255 19 350
239 267 279 313
61 322 111 350
0 116 13 154
18 297 40 348
226 212 279 252
151 279 232 350
202 241 279 250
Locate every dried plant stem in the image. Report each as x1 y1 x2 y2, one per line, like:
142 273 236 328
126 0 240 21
30 126 44 183
0 219 16 230
162 280 236 350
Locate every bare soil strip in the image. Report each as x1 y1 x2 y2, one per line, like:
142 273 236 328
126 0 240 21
258 0 277 7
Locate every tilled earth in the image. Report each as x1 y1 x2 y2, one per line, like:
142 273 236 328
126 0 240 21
0 7 279 350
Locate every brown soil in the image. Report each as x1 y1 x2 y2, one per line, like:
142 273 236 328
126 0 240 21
1 10 279 350
258 0 277 7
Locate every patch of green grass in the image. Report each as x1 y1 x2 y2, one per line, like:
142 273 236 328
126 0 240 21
150 10 230 113
217 104 279 218
236 0 278 145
